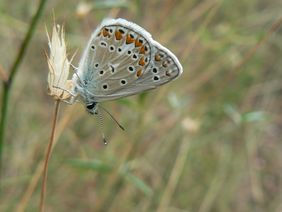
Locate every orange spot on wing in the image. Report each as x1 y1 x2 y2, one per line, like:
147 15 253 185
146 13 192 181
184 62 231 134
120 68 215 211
136 69 143 77
155 54 161 61
138 57 146 66
165 71 171 76
115 30 123 40
139 45 146 54
135 39 142 47
162 61 168 68
126 34 135 44
102 28 110 37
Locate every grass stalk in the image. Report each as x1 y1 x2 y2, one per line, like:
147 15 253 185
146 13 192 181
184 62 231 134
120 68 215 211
0 65 8 82
0 0 48 175
40 100 60 212
17 106 76 212
156 138 191 212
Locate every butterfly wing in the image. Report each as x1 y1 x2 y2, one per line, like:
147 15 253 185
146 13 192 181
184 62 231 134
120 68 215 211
120 41 182 94
74 18 182 103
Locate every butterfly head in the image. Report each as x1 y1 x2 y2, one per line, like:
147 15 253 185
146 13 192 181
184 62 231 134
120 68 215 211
86 102 98 115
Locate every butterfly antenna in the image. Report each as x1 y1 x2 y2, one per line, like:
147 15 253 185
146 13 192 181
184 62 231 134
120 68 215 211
99 105 125 131
95 109 108 145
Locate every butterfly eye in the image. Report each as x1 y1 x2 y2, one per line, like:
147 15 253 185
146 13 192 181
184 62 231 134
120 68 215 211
86 102 96 110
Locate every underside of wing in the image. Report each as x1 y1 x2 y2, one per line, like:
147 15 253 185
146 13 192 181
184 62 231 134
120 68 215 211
75 18 182 102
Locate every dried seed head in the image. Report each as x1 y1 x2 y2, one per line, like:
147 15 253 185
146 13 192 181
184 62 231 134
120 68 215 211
46 24 72 100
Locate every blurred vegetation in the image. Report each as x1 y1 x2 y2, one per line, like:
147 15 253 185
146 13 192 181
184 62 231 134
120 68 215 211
0 0 281 211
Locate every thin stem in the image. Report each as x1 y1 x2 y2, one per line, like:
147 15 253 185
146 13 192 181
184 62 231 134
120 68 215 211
0 85 10 175
0 65 8 82
8 0 48 84
40 100 60 212
0 0 48 174
156 138 191 212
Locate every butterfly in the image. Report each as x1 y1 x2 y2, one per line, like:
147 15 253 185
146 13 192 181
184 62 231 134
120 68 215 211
70 18 183 115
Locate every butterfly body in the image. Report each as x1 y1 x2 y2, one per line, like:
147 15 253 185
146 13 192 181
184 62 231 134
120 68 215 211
72 18 182 114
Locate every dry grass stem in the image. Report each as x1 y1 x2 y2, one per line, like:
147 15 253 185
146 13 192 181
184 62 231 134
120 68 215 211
39 22 72 211
157 138 191 212
0 64 8 82
39 100 60 212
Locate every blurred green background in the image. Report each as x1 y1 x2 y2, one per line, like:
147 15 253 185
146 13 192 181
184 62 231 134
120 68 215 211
0 0 282 211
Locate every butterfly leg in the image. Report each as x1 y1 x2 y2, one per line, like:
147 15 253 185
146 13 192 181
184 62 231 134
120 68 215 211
61 97 75 105
70 62 83 84
52 85 75 96
51 85 78 105
70 63 78 71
